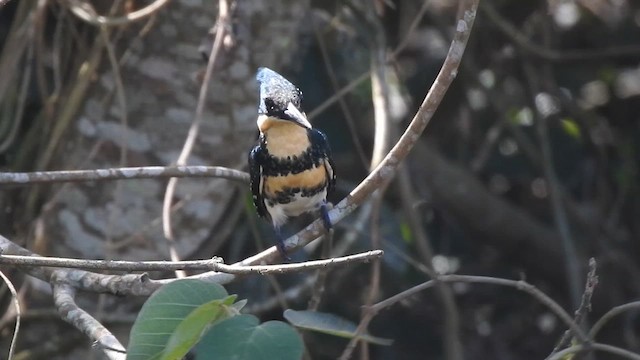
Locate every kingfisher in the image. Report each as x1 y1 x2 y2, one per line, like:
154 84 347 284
249 67 336 259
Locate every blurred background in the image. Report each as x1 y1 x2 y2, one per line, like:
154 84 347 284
0 0 639 359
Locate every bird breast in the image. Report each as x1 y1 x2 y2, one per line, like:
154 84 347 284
261 118 311 157
263 164 328 198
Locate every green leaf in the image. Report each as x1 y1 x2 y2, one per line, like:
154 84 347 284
283 310 393 346
193 314 304 360
126 279 229 360
399 222 413 244
161 295 237 360
561 118 581 140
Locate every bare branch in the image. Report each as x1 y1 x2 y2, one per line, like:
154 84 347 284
0 166 249 185
0 270 20 360
545 343 640 360
369 274 589 345
522 50 582 308
162 0 233 278
65 0 171 27
0 250 383 274
0 234 170 296
217 250 383 275
552 258 599 354
0 254 224 271
590 301 640 340
480 1 640 62
340 9 394 353
311 12 369 168
52 277 126 360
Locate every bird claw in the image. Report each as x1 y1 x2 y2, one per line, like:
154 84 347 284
320 202 333 232
276 240 292 261
275 228 292 262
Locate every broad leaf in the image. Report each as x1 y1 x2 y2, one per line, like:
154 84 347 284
284 309 393 346
126 279 229 360
161 295 237 360
193 314 303 360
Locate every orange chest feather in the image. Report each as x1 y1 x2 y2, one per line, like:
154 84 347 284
261 119 310 157
264 164 327 196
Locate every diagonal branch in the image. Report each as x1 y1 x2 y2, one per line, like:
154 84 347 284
52 274 126 360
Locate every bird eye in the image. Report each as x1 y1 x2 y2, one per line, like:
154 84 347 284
264 98 277 112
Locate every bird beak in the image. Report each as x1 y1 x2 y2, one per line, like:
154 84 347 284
285 102 312 129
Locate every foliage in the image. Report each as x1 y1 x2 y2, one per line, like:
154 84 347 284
127 280 302 360
284 309 392 346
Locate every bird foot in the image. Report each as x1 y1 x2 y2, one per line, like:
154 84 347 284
320 202 333 232
274 228 292 262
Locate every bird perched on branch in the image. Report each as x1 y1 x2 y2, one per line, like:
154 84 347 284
249 67 336 259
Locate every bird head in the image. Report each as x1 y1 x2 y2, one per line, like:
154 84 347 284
256 67 312 131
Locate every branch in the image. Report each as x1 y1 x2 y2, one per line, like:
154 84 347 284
552 258 598 354
340 6 394 355
590 300 640 340
545 343 640 360
218 250 383 275
0 254 224 271
369 274 589 345
480 1 640 62
0 166 249 185
522 51 582 309
52 275 126 360
162 0 233 278
0 270 20 360
65 0 171 27
0 234 173 296
0 250 383 274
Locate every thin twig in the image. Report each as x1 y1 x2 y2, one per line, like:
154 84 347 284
307 232 331 311
369 32 391 170
340 8 392 355
546 343 640 360
311 12 369 169
0 270 20 360
522 57 582 309
162 0 231 278
66 0 170 27
0 250 383 274
590 301 640 340
338 190 386 360
480 1 640 62
99 16 129 325
307 0 431 121
396 164 463 360
0 166 248 184
369 274 589 345
552 258 598 354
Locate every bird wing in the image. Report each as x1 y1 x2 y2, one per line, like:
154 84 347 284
309 129 336 194
248 143 268 219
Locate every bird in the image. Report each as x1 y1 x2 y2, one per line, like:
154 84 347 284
249 67 336 259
